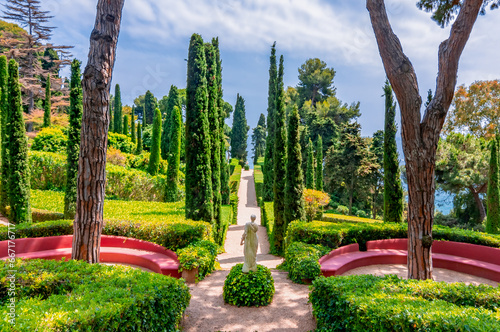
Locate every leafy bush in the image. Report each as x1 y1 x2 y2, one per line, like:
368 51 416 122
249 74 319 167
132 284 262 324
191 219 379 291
108 131 135 153
310 274 500 332
126 152 169 175
356 210 368 218
322 213 382 224
285 242 330 284
31 127 67 153
29 151 66 190
254 162 264 206
0 259 190 331
177 240 218 281
229 160 242 225
223 264 275 307
261 201 274 245
229 158 239 175
304 189 330 222
106 146 127 167
31 208 64 223
336 205 349 215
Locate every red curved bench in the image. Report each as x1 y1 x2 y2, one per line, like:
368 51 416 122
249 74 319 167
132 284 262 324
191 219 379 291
0 235 181 278
320 238 500 282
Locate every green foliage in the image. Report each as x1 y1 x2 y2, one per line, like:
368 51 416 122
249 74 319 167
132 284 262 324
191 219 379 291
252 113 266 164
263 42 278 202
306 138 315 189
43 74 51 127
284 242 330 283
223 264 275 307
29 151 66 191
113 84 122 133
185 33 213 224
177 240 218 281
315 135 323 191
136 122 143 154
108 131 135 154
229 160 242 225
144 90 156 126
122 114 129 136
297 58 336 106
64 59 82 219
166 106 182 202
261 201 274 241
130 107 136 144
0 259 190 331
161 85 181 160
254 159 264 206
0 55 8 214
31 127 67 153
417 0 499 28
310 274 500 332
147 108 162 175
369 130 384 219
7 59 31 223
230 94 249 162
285 106 305 224
486 138 500 233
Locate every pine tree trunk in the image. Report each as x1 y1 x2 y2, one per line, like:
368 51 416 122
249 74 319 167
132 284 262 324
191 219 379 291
72 0 124 263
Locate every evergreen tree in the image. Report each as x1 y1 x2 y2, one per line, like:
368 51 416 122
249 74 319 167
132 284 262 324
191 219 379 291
252 113 266 164
316 135 324 191
123 114 129 136
306 138 315 189
185 33 213 223
486 137 500 234
263 42 278 202
113 84 122 133
148 108 162 175
230 94 249 162
285 106 305 224
383 80 404 223
206 42 222 240
109 97 114 132
43 74 51 127
0 56 8 214
7 59 31 223
166 105 181 202
272 55 287 254
136 122 143 154
144 90 156 125
130 107 136 144
161 85 180 160
64 59 82 219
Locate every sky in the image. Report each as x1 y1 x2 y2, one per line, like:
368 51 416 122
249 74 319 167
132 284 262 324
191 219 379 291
28 0 500 145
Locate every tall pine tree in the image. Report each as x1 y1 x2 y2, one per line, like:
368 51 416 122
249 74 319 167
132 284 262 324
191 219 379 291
263 42 278 202
316 135 324 191
383 80 404 223
161 85 180 160
113 84 122 133
230 94 249 163
166 105 181 202
306 138 315 189
7 59 31 223
185 33 213 223
285 106 305 224
64 59 83 219
130 107 136 144
43 74 51 127
148 108 162 175
136 122 143 155
0 56 8 214
486 136 500 234
272 55 287 254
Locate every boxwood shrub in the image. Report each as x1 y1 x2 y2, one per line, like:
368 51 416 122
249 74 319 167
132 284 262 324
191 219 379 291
253 161 264 206
223 264 275 307
284 242 330 284
177 240 218 281
261 201 274 247
310 274 500 332
0 259 190 331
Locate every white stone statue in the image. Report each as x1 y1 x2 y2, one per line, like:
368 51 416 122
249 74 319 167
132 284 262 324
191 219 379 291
240 214 259 273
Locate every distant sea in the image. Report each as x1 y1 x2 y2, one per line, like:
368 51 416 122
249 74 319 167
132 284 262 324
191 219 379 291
435 189 453 215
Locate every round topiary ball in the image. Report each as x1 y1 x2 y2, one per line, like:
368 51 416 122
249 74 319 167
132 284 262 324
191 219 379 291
223 264 275 307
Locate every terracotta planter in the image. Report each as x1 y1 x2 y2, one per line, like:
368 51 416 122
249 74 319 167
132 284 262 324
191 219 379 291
182 267 199 284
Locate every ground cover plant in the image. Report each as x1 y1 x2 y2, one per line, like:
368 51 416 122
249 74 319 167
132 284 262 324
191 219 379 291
223 264 275 307
0 259 190 331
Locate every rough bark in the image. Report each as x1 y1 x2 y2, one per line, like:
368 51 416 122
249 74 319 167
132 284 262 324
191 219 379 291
72 0 124 263
367 0 482 279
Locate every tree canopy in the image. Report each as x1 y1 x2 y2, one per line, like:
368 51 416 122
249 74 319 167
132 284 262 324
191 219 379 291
297 58 336 106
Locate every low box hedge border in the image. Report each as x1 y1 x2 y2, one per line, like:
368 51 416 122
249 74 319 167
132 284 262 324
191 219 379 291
229 159 242 225
0 259 190 331
284 241 330 284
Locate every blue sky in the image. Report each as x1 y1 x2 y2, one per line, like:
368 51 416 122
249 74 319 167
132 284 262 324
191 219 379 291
42 0 499 141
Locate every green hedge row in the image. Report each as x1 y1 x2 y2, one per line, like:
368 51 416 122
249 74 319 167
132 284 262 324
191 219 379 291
310 274 500 331
177 240 218 281
229 159 242 225
0 259 190 331
284 242 330 284
322 213 382 224
253 159 264 207
286 220 500 251
261 201 274 246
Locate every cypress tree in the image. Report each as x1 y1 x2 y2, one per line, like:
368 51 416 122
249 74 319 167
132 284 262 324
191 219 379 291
144 90 156 125
486 137 500 234
166 105 181 202
206 42 222 241
113 84 122 133
230 94 249 162
285 106 305 224
64 59 83 219
185 33 213 223
306 138 315 189
272 55 287 254
0 56 8 214
148 108 162 175
161 85 180 160
109 99 114 132
214 38 230 205
315 135 324 191
263 42 278 202
136 122 143 155
123 114 129 136
7 59 31 223
130 107 136 144
43 74 51 127
383 80 404 223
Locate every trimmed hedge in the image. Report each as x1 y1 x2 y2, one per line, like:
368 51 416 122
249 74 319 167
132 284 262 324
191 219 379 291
229 159 242 225
310 274 500 332
254 159 264 207
322 213 382 224
285 242 330 284
223 264 275 307
177 240 218 281
29 151 66 191
0 259 190 331
286 220 500 251
261 201 274 245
